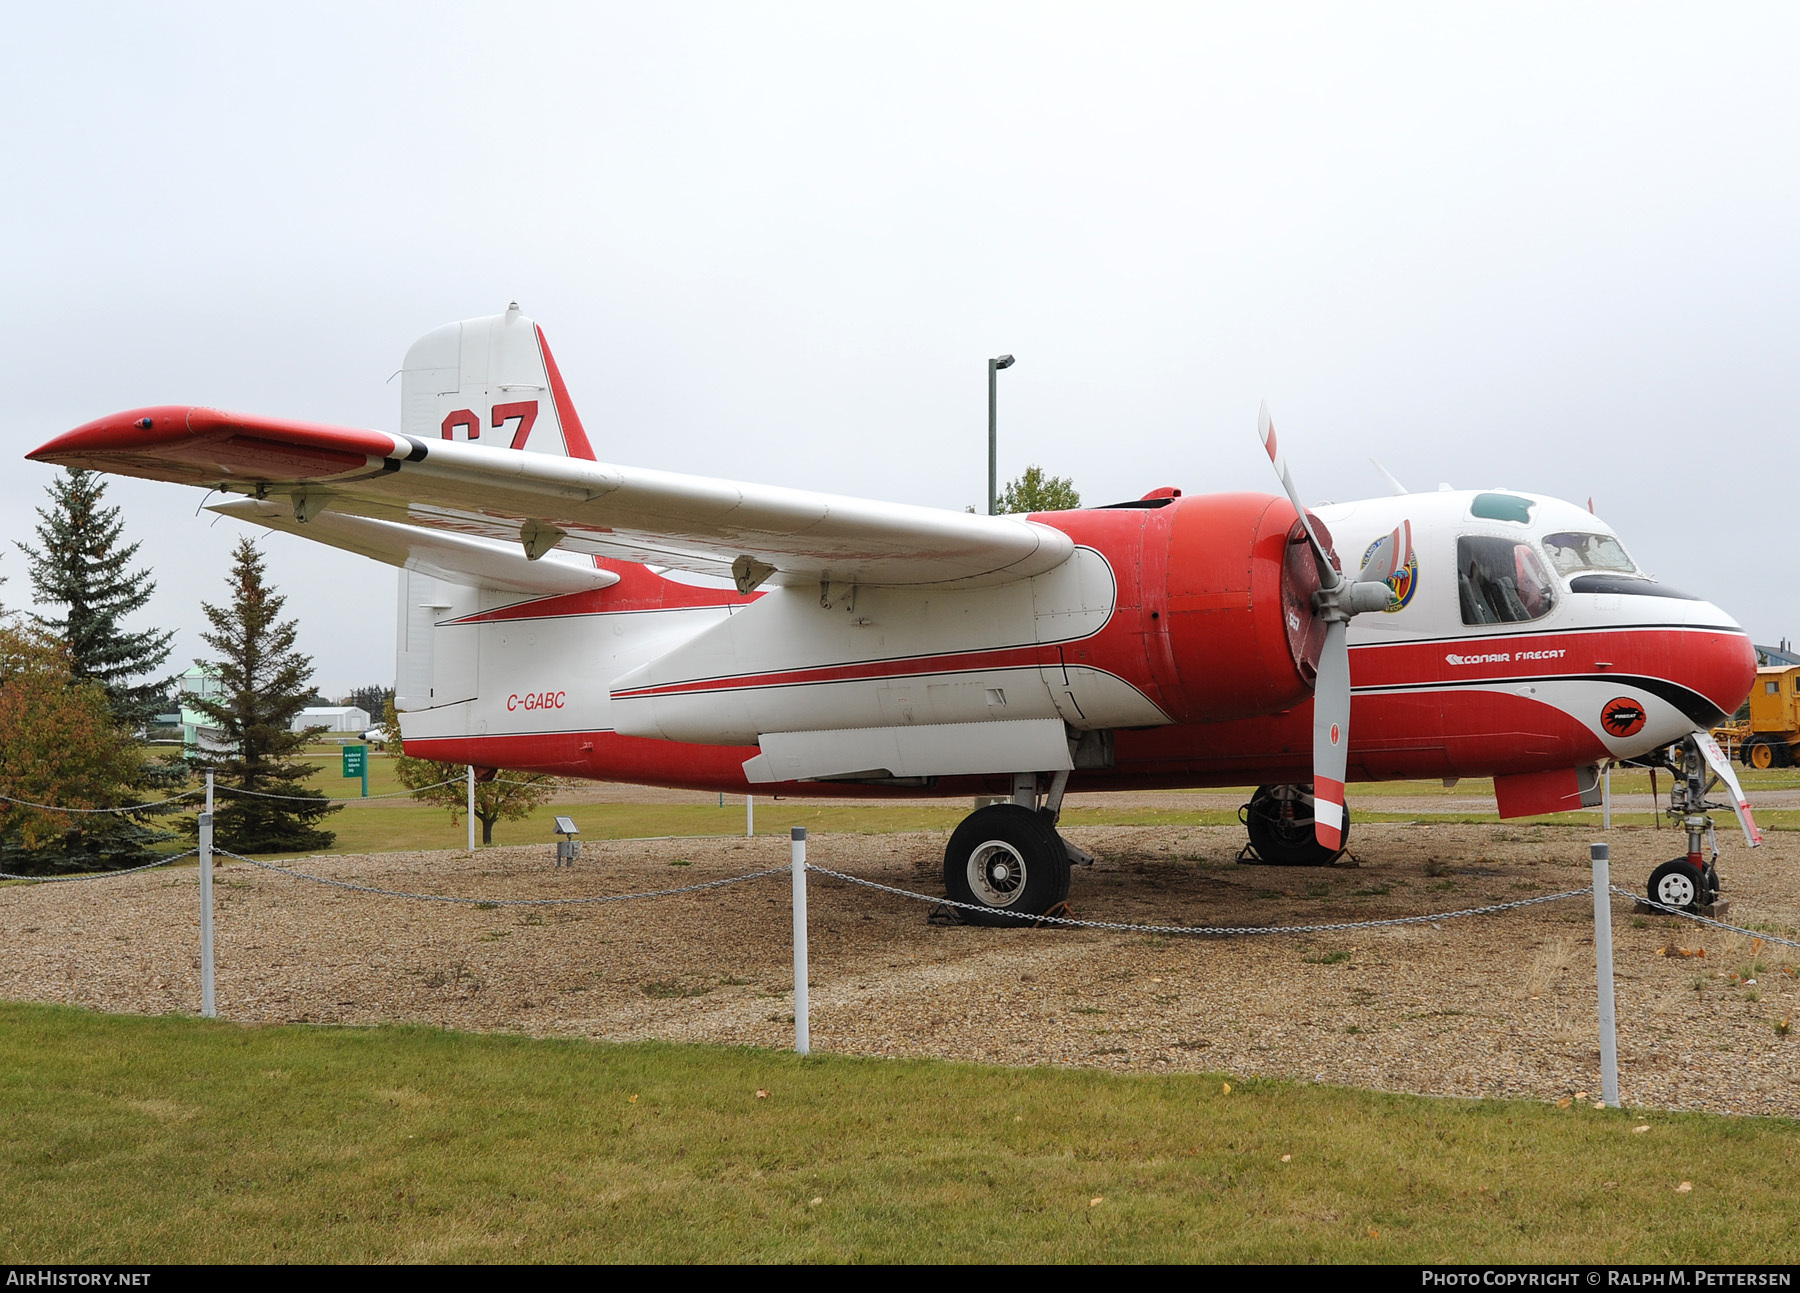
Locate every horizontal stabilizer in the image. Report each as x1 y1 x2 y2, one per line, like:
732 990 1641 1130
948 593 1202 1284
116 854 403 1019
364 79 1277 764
742 718 1073 783
211 499 620 596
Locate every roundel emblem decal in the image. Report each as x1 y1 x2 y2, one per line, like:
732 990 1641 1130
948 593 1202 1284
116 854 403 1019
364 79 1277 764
1359 536 1418 612
1601 696 1648 738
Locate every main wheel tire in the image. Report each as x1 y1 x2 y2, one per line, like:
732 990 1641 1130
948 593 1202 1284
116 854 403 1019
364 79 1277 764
1244 784 1349 866
1748 740 1775 770
943 804 1071 925
1647 858 1706 912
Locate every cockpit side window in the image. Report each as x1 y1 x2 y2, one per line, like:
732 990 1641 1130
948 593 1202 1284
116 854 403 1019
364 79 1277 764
1458 536 1558 626
1543 531 1638 578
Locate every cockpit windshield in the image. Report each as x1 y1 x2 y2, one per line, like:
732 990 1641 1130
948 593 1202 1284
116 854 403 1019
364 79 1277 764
1542 532 1639 578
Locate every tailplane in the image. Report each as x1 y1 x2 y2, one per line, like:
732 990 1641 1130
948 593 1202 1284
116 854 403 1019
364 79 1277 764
400 303 595 460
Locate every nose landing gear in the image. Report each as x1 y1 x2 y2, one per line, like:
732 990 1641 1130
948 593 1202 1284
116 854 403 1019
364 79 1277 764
1645 736 1726 913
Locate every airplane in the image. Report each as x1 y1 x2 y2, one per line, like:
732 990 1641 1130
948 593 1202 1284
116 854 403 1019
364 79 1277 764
26 304 1762 923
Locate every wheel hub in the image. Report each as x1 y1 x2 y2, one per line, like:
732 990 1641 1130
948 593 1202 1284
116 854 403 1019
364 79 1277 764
968 840 1027 907
1657 872 1697 907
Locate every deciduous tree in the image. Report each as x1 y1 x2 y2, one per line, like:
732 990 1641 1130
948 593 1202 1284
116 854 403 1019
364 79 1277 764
998 466 1081 514
0 625 172 873
188 538 338 853
385 697 559 845
20 469 174 728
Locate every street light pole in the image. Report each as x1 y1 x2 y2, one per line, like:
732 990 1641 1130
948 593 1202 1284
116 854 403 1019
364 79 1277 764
987 354 1014 515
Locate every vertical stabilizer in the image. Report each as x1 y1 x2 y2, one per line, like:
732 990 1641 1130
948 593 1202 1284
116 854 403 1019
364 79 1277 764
400 304 595 460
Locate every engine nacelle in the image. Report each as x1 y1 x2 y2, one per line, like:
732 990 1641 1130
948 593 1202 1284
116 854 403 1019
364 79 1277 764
1157 491 1329 722
1041 492 1332 728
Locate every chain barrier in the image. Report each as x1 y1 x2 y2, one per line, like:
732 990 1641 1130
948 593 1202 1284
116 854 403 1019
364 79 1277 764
1612 884 1800 950
215 848 786 908
1 776 471 814
0 848 201 884
0 790 201 814
201 777 467 803
804 863 1593 936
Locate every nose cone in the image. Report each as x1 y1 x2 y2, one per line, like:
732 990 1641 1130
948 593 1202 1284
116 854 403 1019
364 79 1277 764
1679 603 1757 726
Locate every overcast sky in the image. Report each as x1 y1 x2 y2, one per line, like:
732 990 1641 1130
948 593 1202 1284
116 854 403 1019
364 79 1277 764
3 3 1796 695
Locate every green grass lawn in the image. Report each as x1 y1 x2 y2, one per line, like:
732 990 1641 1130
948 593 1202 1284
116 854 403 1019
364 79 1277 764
2 1003 1793 1264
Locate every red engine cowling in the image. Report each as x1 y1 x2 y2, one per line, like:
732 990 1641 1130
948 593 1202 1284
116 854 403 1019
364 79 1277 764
1153 492 1333 723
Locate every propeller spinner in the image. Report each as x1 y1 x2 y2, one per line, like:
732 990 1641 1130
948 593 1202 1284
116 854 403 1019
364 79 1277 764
1258 403 1414 850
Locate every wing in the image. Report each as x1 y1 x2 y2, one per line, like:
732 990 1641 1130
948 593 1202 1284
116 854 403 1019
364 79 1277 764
28 405 1074 589
210 499 621 597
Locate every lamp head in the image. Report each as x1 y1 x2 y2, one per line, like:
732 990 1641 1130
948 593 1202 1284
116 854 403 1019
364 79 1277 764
992 354 1015 370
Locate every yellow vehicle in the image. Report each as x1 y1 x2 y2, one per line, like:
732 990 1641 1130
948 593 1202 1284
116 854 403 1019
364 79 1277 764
1734 664 1800 768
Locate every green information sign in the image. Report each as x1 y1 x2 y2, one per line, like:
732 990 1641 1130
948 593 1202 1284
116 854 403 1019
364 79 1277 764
342 744 368 797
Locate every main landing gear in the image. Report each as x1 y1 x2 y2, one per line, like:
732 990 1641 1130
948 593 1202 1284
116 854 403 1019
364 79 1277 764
1239 784 1351 866
943 772 1089 925
1646 736 1724 913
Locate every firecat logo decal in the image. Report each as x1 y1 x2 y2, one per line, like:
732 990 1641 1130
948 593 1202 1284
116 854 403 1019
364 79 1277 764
1601 696 1648 738
1360 536 1418 612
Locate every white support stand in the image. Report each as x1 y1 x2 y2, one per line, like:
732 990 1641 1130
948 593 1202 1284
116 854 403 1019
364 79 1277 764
199 771 215 1019
746 794 755 838
467 765 476 851
1591 841 1619 1108
791 826 809 1055
1602 762 1612 831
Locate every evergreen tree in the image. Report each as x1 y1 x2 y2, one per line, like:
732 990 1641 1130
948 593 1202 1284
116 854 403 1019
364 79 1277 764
189 538 339 853
385 696 559 845
21 468 174 728
346 683 392 718
998 465 1081 514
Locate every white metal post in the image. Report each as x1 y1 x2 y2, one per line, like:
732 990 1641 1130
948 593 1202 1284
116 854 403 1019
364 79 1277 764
1602 762 1612 831
791 826 810 1055
467 765 476 851
1591 841 1619 1108
746 794 754 838
199 770 215 1019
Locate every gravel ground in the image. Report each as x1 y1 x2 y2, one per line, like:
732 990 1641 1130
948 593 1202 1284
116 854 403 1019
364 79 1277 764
3 822 1796 1116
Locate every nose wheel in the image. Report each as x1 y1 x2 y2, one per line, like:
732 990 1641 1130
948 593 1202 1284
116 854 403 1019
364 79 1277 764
1646 856 1719 913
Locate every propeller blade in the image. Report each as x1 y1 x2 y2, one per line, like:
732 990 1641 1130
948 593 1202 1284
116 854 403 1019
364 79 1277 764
1312 619 1351 851
1370 458 1409 497
1258 401 1340 589
1256 404 1413 852
1693 730 1763 847
1356 519 1414 587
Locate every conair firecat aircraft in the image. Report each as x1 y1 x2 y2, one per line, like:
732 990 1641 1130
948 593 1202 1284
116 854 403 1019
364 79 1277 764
28 305 1762 923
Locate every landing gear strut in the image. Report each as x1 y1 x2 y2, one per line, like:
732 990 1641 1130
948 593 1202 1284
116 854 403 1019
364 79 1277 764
943 772 1082 924
1647 736 1724 912
1240 784 1350 866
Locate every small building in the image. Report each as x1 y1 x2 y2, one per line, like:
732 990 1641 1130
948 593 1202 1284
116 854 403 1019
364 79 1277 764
292 706 372 735
149 665 231 757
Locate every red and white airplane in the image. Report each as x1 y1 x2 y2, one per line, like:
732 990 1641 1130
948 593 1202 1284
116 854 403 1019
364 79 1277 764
27 305 1761 920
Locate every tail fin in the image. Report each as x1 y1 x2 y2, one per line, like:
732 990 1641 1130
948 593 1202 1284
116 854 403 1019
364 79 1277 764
400 303 595 460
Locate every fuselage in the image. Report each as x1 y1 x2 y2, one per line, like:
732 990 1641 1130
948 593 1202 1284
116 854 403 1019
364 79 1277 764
400 486 1755 797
